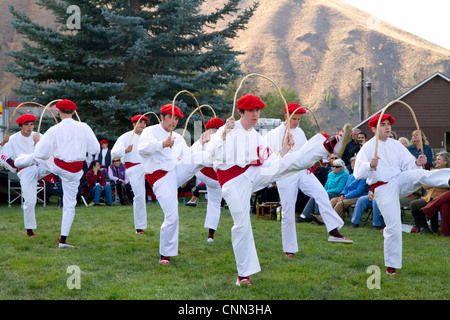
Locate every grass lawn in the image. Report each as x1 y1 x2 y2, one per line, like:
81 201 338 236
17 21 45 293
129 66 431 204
0 200 448 302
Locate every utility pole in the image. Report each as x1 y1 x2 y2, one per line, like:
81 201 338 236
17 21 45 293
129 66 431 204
366 78 372 118
357 67 364 122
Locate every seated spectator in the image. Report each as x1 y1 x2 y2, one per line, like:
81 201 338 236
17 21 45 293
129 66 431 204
329 157 367 219
86 160 112 206
341 128 360 166
186 178 207 207
109 157 133 205
398 137 409 147
410 151 450 234
325 153 339 172
407 129 433 169
350 193 384 229
389 131 398 140
421 191 450 237
302 158 349 221
296 161 328 222
357 132 367 147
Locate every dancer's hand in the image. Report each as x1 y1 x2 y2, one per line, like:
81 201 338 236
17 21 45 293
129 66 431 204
125 145 133 153
370 156 379 169
163 136 176 148
222 117 235 140
416 154 427 166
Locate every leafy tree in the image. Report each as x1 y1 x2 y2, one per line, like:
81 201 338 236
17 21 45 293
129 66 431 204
5 0 258 138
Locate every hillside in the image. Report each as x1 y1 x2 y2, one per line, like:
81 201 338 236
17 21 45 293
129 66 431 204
1 0 450 132
210 0 450 132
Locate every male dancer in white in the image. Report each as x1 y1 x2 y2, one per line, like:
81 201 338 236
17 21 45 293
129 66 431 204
1 114 50 237
111 114 149 235
26 99 100 247
138 104 208 265
191 117 224 242
354 113 450 275
265 103 352 258
207 95 352 286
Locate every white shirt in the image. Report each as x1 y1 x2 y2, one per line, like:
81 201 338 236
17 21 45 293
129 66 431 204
4 131 42 160
111 130 143 164
265 123 307 155
34 118 100 162
353 137 421 185
137 123 191 174
206 120 276 171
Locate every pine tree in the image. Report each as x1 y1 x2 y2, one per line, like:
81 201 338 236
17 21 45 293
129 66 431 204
5 0 258 138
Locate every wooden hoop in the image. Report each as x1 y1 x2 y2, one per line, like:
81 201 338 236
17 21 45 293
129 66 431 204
129 111 161 145
6 101 58 134
36 99 81 135
281 106 321 148
233 73 288 121
182 104 217 137
374 100 422 170
170 90 206 139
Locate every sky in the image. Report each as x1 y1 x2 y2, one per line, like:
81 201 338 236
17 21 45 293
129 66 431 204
340 0 450 51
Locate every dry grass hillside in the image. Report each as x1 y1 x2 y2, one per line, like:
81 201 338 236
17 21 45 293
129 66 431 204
211 0 450 132
0 0 58 96
1 0 450 132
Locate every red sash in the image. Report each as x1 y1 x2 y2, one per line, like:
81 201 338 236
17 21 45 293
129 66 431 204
145 170 168 188
125 162 139 169
216 165 252 187
215 145 269 187
54 158 84 173
370 181 388 194
200 167 218 181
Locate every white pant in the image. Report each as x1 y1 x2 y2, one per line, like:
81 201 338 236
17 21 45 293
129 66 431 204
222 133 330 277
17 162 50 230
15 153 84 237
45 158 83 237
195 171 223 231
152 153 204 257
374 168 450 269
277 169 344 254
126 164 147 230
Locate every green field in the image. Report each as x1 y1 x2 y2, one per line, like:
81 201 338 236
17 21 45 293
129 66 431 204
0 200 448 301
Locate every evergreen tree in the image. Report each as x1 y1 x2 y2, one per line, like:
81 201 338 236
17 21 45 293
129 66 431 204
5 0 258 138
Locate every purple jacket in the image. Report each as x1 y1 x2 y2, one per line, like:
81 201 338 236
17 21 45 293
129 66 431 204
108 163 129 184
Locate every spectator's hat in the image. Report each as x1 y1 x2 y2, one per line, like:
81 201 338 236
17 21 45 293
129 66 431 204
284 103 306 115
160 104 184 119
131 114 149 123
99 139 108 144
55 99 77 110
368 114 395 128
237 95 265 110
16 114 37 124
205 118 224 129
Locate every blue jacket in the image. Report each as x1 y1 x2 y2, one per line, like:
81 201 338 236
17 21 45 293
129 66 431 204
340 174 367 199
324 170 349 195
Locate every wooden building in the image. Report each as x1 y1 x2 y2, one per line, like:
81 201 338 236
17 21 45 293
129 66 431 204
355 72 450 154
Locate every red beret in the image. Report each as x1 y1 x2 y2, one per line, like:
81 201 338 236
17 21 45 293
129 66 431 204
284 103 306 115
56 99 77 110
368 114 395 128
16 114 37 125
237 95 265 110
99 139 108 144
131 114 149 123
205 118 224 129
160 104 184 119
